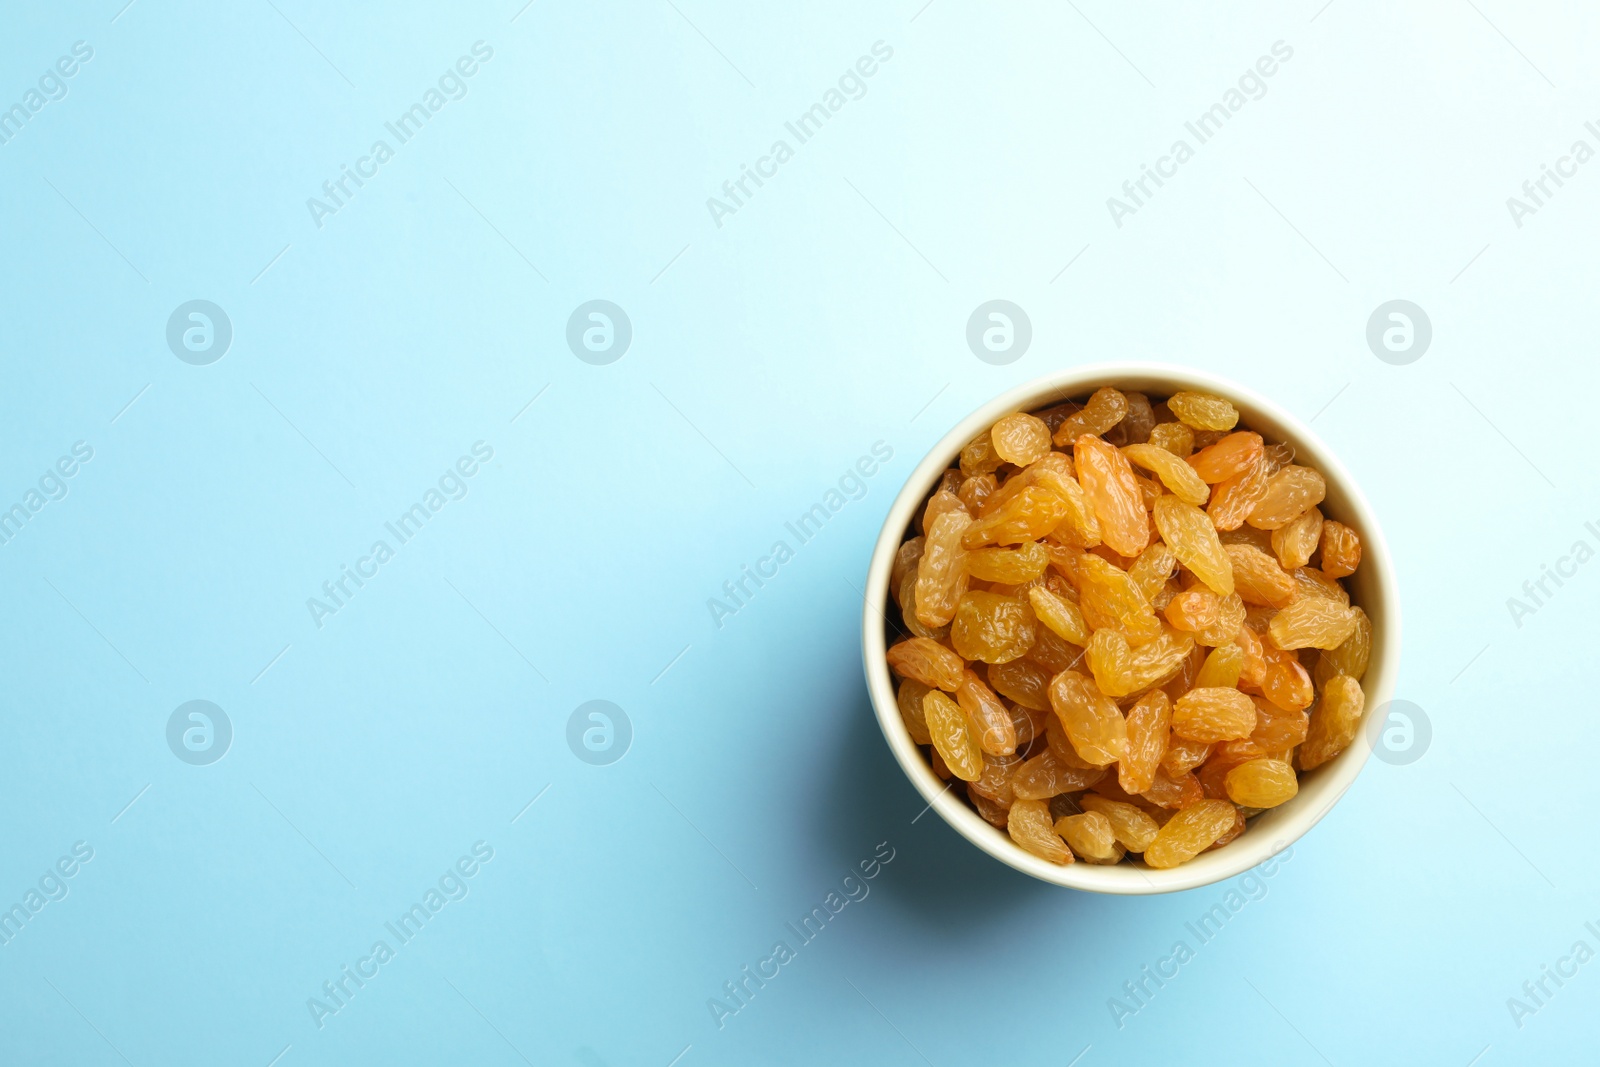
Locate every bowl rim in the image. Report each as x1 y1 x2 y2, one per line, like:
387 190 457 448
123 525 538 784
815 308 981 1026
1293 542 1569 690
861 362 1401 895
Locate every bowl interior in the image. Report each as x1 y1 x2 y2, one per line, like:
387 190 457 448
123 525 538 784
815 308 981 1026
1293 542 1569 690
863 363 1399 894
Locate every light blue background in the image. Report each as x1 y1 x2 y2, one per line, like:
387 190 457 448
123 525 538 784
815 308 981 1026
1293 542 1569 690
1 1 1595 1064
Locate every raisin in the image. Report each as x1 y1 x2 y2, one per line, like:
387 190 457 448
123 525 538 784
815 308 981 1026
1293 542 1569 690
1259 643 1314 711
920 489 968 537
1319 520 1362 578
1172 687 1257 742
915 510 973 628
1012 748 1106 799
1143 799 1238 868
1008 799 1073 863
1080 795 1160 852
957 473 998 513
887 637 964 691
957 669 1017 755
1267 597 1359 650
1224 759 1298 807
1193 593 1247 648
1153 496 1235 596
1123 444 1211 505
1314 607 1371 687
1207 453 1270 531
1120 392 1156 444
963 486 1072 549
966 540 1050 583
1225 543 1298 608
891 537 925 605
951 591 1038 664
1300 675 1364 770
1167 392 1240 432
960 431 1005 477
1159 737 1213 776
1271 506 1323 571
924 690 983 780
896 679 934 744
990 412 1053 465
1048 670 1129 766
987 659 1053 711
1073 435 1150 557
1064 552 1162 644
1187 431 1264 483
1027 586 1090 646
1194 643 1243 688
1247 466 1326 530
1292 566 1349 605
1055 811 1120 863
1148 421 1194 457
1164 589 1220 632
1026 626 1081 674
1119 690 1171 794
1052 387 1129 445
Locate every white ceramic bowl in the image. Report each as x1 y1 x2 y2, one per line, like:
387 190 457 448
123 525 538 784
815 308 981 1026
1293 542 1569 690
862 363 1400 894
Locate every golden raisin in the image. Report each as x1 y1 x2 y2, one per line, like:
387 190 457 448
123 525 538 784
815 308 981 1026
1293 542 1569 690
1054 811 1120 863
1008 799 1072 863
1172 687 1257 742
1266 597 1359 650
956 669 1017 756
1319 520 1362 578
1080 795 1160 852
924 690 983 781
1167 392 1240 432
1048 670 1128 766
1119 690 1171 794
990 412 1053 466
1152 496 1235 596
1052 387 1128 445
1271 506 1323 571
1073 435 1150 557
1144 799 1238 867
915 510 972 628
896 679 934 744
1187 431 1263 483
886 637 964 691
966 540 1049 583
1299 674 1364 770
1148 421 1194 457
1122 444 1210 505
1247 466 1326 530
951 591 1038 664
1224 758 1298 808
1226 543 1298 608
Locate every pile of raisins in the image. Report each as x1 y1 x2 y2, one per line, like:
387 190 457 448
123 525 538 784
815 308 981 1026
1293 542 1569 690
886 388 1370 869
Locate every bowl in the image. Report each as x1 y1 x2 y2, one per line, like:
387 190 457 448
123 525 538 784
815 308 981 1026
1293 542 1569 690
861 363 1400 894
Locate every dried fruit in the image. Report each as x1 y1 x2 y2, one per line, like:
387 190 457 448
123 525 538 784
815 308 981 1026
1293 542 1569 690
956 670 1017 755
991 412 1053 465
1271 506 1323 571
1224 759 1299 807
1049 670 1128 766
888 385 1375 868
1172 688 1257 742
963 487 1071 549
1123 444 1210 505
1207 454 1270 531
915 510 973 628
1164 589 1220 632
1194 643 1243 688
1267 597 1359 650
966 540 1050 583
1247 466 1326 530
1319 520 1362 578
1144 799 1238 867
1078 795 1158 851
1119 690 1171 794
1065 552 1162 644
1055 811 1120 862
1148 421 1194 457
1052 387 1128 445
896 679 933 744
1168 392 1239 432
1008 799 1073 864
1314 607 1371 688
1300 674 1364 770
1073 436 1149 557
1027 586 1090 646
887 637 964 691
1153 496 1235 596
1187 432 1263 483
924 690 983 780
